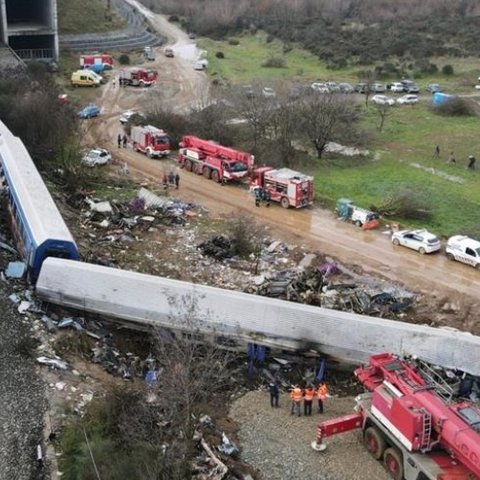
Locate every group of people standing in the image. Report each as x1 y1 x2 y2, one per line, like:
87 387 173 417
268 381 330 416
163 170 180 189
117 133 128 148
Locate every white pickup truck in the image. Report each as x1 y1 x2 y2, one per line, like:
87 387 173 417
446 235 480 269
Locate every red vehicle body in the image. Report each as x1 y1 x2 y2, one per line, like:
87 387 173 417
312 353 480 480
250 167 313 209
131 125 171 158
80 54 113 70
119 68 158 87
178 135 254 183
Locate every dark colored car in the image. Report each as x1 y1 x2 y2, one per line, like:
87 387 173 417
401 80 419 94
426 83 442 93
355 83 368 93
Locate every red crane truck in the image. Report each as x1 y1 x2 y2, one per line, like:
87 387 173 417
250 167 313 209
119 68 158 87
178 135 255 183
312 353 480 480
131 125 171 158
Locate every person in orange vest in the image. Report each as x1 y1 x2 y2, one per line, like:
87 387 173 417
304 385 315 416
290 385 303 416
316 383 329 414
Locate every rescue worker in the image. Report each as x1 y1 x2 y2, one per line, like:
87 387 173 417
122 134 128 148
290 385 303 416
269 381 279 408
316 383 329 414
174 172 180 189
168 171 175 185
117 133 122 148
304 385 315 416
162 171 168 190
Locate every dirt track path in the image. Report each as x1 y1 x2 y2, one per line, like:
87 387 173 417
92 4 480 327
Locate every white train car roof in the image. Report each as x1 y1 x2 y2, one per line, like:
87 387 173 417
0 121 76 245
37 258 480 376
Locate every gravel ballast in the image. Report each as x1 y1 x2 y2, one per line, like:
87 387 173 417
230 391 390 480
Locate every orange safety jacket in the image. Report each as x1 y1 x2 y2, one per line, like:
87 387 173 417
316 384 329 400
304 388 314 401
290 387 302 403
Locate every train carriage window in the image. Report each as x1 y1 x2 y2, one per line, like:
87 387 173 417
45 248 72 259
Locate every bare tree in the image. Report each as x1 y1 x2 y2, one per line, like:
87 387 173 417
298 93 359 159
375 103 393 132
151 293 235 479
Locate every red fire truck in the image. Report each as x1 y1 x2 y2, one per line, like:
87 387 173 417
178 135 254 183
80 54 113 70
312 353 480 480
119 68 158 87
250 167 313 209
131 125 171 158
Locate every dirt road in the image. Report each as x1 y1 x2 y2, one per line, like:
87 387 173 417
92 3 480 325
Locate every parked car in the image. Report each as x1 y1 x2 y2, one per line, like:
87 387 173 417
326 81 340 93
289 84 312 99
397 94 419 105
262 87 276 98
188 32 196 39
82 148 111 167
354 83 368 93
311 82 329 93
446 235 480 269
391 229 441 254
164 47 174 58
119 110 145 124
370 83 386 93
371 94 396 106
338 82 354 93
390 82 405 93
78 104 100 119
401 80 419 93
194 59 207 71
426 83 442 93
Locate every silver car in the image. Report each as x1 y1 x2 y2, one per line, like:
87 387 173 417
391 229 441 254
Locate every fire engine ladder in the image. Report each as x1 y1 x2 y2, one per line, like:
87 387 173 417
419 409 432 451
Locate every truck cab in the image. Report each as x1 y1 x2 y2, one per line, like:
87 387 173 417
446 235 480 269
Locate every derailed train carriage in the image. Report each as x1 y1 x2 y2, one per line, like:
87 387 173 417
0 121 79 280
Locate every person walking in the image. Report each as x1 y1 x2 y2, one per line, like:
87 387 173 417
269 381 279 408
174 172 180 189
122 134 128 148
433 145 440 159
168 171 175 185
290 385 302 417
316 383 329 414
123 162 130 176
467 155 476 170
447 151 456 164
304 385 314 416
162 171 168 190
117 133 122 148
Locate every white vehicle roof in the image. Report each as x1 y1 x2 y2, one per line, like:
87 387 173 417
396 229 438 239
0 121 76 245
447 235 480 249
265 168 313 182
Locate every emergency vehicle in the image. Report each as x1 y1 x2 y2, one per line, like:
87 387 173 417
119 68 158 87
446 235 480 269
80 54 113 70
250 167 313 209
178 136 254 183
130 125 171 158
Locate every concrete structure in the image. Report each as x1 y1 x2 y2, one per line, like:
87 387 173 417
0 0 58 62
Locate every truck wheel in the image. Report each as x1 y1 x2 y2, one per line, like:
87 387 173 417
354 220 362 227
383 448 403 480
139 81 145 87
203 167 211 179
392 238 400 246
281 197 290 209
146 150 153 158
211 170 219 183
185 160 193 172
364 427 386 460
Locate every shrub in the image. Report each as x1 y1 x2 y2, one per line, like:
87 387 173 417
372 188 432 221
266 34 274 43
215 51 225 59
434 97 474 116
228 38 240 46
227 216 265 261
261 56 286 68
442 64 454 75
168 15 179 22
118 54 130 65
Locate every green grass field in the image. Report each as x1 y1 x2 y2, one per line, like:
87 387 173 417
199 33 480 237
57 0 126 34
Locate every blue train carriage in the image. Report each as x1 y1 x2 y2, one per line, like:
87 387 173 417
0 121 79 280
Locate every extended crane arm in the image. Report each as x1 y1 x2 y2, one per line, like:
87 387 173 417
311 413 363 451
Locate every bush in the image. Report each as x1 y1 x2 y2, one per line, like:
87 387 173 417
442 64 454 75
261 56 286 68
434 97 474 116
266 34 274 43
118 54 130 65
372 188 432 221
228 38 240 45
227 216 265 260
215 51 225 59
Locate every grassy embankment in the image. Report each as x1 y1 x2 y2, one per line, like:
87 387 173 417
200 33 480 236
